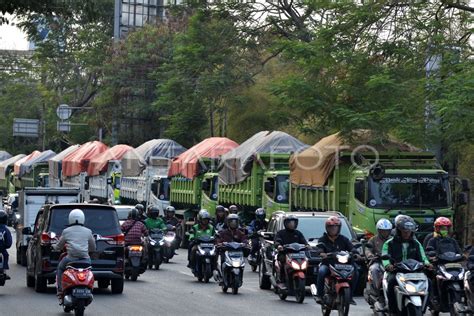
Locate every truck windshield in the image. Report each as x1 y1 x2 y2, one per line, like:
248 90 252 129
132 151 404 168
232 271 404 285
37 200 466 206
210 176 218 201
275 175 290 204
368 174 450 209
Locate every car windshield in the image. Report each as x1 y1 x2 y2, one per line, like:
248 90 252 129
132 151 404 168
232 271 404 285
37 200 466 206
297 217 353 241
49 207 121 236
368 174 450 209
275 175 289 203
115 207 134 221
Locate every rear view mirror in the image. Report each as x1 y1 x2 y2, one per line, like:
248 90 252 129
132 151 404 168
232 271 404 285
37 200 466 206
353 243 362 249
356 232 365 240
365 243 373 249
22 227 32 235
426 246 434 252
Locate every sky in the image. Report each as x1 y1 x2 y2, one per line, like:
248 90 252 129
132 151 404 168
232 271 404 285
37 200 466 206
0 14 29 50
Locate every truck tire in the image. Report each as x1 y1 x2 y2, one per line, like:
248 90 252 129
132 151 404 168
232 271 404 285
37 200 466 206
34 274 47 293
20 247 27 267
98 279 109 289
26 273 35 288
111 278 124 294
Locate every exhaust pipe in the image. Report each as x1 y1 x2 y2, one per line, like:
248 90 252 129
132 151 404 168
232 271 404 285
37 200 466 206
63 295 73 306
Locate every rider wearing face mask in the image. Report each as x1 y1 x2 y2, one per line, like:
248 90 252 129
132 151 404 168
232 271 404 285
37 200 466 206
315 216 358 305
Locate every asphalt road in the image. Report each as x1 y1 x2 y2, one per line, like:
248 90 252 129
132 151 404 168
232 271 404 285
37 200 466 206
0 228 378 316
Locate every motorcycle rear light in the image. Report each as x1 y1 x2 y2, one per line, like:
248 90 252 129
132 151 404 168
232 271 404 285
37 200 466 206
105 234 125 246
77 272 86 281
130 245 143 251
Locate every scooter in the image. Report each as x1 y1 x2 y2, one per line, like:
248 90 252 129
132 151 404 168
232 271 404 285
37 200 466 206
192 236 217 283
57 255 94 316
215 242 246 294
148 228 164 269
247 231 262 272
381 258 429 316
363 244 386 314
271 243 308 303
0 253 7 286
125 244 146 281
162 230 177 263
427 248 467 315
312 248 360 316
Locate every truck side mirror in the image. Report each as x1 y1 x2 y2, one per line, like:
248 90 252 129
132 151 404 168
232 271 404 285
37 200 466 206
461 179 471 192
458 192 469 205
22 227 32 235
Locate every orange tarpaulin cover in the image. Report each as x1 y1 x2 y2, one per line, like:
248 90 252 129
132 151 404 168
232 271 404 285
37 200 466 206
62 141 109 177
168 137 238 179
13 150 41 175
87 144 133 176
290 130 420 187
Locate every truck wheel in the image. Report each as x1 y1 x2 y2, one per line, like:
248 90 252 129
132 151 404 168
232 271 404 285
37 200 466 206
26 273 35 288
34 274 47 293
20 248 27 267
259 261 271 290
98 279 109 289
111 278 124 294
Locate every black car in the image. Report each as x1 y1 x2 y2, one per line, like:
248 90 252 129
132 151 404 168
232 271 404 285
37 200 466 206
25 203 125 294
258 211 360 290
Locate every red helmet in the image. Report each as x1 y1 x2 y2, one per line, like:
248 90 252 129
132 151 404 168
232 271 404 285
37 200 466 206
434 217 452 232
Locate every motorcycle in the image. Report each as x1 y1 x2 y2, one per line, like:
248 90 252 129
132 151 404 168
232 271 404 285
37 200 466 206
363 244 386 313
271 243 308 303
162 228 177 263
215 242 247 294
311 248 360 316
0 253 7 286
192 236 217 283
57 255 94 316
125 244 146 281
247 231 262 272
426 248 466 316
381 258 429 316
464 252 474 315
148 228 164 269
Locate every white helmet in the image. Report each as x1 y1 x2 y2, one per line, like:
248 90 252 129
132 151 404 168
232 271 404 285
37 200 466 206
69 209 85 225
376 218 393 230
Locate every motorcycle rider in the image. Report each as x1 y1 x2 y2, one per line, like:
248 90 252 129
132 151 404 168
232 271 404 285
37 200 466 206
381 215 431 314
54 209 96 297
213 205 227 232
0 211 12 280
164 206 181 247
426 217 461 305
315 216 359 305
121 209 148 245
135 203 146 221
216 214 248 263
187 210 216 269
247 208 268 261
228 205 239 215
274 214 309 287
144 206 167 231
365 218 393 309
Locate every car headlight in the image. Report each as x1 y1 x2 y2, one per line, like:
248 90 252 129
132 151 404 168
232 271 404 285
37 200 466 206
405 283 417 293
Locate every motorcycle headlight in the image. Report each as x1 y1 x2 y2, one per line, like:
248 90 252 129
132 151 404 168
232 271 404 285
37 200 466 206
15 214 20 219
164 236 175 242
209 248 215 256
337 254 349 264
232 261 241 268
150 240 156 246
405 283 417 293
159 240 165 246
291 261 301 270
301 260 308 270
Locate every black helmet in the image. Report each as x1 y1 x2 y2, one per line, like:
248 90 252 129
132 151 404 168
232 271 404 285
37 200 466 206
284 214 298 231
227 214 240 229
229 205 238 214
395 215 417 235
255 208 266 221
149 206 160 219
129 209 139 220
135 204 145 213
216 205 225 213
0 210 7 225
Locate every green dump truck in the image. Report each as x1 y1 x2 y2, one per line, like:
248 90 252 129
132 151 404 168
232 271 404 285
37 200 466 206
13 162 50 191
217 153 292 223
290 150 454 239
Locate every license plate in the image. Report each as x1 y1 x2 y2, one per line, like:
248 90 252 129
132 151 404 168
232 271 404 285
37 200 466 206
129 251 142 256
228 251 242 257
334 264 353 270
200 243 214 248
72 288 91 298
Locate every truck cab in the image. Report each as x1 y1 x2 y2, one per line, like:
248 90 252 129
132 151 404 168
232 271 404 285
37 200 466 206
263 170 291 213
200 172 219 214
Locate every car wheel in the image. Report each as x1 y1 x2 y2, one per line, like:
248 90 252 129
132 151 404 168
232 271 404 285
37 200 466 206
98 279 109 289
111 278 124 294
34 274 47 293
20 248 27 267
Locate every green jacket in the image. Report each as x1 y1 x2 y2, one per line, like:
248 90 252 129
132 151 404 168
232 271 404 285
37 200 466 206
144 217 167 231
189 224 215 241
382 235 429 268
